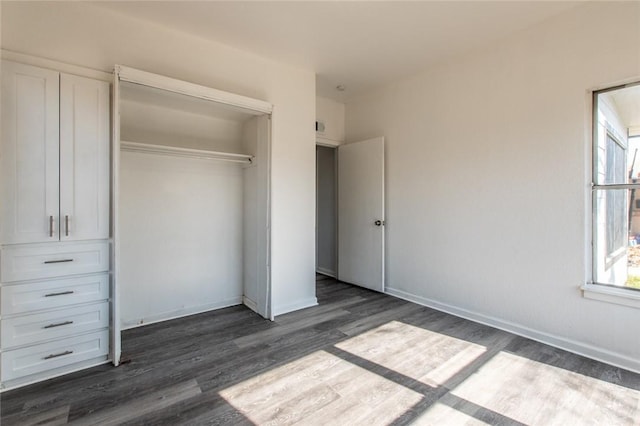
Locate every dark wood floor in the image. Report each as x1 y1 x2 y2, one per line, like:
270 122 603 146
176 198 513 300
2 275 640 425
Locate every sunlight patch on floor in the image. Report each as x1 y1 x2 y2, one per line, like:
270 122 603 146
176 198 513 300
437 351 640 425
335 320 487 387
219 349 424 425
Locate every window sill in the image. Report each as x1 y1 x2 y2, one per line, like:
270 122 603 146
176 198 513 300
581 284 640 309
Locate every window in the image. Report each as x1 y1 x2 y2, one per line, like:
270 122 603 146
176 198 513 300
592 84 640 292
604 132 626 258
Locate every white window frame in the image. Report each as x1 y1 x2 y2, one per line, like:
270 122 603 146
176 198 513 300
584 83 640 308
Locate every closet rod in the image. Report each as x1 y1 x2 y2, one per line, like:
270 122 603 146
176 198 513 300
120 141 253 164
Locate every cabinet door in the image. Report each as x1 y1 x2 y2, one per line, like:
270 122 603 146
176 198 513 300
59 74 110 241
1 61 60 244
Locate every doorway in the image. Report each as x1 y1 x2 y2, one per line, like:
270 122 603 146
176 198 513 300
316 145 338 278
316 137 386 292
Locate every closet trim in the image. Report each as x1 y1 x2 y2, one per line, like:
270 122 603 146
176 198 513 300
115 65 273 115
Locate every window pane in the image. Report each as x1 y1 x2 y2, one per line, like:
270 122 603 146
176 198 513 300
607 187 626 254
605 134 625 185
593 188 639 288
631 136 640 183
594 91 635 185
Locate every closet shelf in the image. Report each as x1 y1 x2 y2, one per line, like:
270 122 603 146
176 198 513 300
120 141 253 164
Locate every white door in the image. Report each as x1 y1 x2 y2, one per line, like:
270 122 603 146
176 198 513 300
59 74 110 241
111 70 122 366
254 115 272 320
242 114 272 320
338 137 385 292
0 61 60 244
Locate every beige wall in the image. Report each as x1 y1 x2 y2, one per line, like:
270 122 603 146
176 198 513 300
316 96 345 145
346 2 640 371
1 1 317 315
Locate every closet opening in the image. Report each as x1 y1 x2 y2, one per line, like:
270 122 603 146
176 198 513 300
112 66 272 365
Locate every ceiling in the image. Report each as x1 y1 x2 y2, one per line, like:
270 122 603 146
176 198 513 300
94 1 583 101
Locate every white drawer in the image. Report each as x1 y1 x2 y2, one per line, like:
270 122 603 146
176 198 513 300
2 273 109 315
1 241 109 282
1 330 109 382
2 302 109 349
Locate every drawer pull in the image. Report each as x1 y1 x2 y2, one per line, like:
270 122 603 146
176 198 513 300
43 259 74 264
44 290 75 297
44 350 73 360
43 320 74 329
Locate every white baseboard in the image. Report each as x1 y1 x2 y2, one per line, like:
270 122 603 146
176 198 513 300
273 297 318 317
243 296 258 313
385 286 640 375
316 267 336 278
121 296 243 330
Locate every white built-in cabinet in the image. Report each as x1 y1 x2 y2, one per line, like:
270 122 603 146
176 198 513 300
0 61 110 390
0 60 271 388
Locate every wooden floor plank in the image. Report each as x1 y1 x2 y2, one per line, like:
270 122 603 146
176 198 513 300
338 302 423 336
233 308 350 348
69 379 201 426
118 391 240 426
247 383 341 425
275 296 365 326
1 404 70 426
219 350 352 417
197 328 348 393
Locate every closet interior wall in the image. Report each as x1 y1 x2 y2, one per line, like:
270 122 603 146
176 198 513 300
116 78 270 331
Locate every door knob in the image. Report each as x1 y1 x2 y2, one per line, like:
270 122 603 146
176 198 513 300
374 220 383 226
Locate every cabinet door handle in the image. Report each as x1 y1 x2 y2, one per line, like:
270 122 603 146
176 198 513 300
43 259 74 264
43 320 74 329
44 350 73 360
49 215 54 237
65 215 70 237
44 290 74 297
